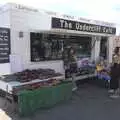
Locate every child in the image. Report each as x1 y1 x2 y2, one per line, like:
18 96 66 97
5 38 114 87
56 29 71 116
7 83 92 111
96 61 111 88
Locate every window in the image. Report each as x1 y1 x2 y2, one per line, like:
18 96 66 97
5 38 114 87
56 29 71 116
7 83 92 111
63 36 91 59
30 33 64 62
100 37 108 59
30 33 91 62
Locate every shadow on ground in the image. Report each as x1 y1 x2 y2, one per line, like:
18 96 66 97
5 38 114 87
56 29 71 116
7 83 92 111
0 83 120 120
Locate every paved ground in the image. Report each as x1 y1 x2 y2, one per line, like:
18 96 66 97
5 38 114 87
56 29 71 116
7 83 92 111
1 83 120 120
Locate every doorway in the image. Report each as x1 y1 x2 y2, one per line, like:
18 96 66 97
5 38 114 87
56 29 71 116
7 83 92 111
100 37 108 60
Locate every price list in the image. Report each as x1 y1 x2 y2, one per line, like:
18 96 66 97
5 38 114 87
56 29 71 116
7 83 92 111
0 28 10 63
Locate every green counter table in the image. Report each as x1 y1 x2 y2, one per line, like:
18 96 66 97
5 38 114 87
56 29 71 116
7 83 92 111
18 81 72 116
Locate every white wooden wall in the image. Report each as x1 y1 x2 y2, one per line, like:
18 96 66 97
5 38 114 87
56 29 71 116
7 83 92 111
0 10 11 75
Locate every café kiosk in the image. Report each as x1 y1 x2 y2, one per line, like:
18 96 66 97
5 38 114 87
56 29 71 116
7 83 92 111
0 3 116 93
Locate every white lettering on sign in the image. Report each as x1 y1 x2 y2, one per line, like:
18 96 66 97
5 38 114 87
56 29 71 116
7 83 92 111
1 47 9 50
0 43 8 45
78 17 91 22
102 27 113 34
75 23 101 32
0 52 8 55
76 23 79 30
0 48 9 50
62 14 74 20
94 20 115 27
0 38 3 41
0 57 8 60
65 21 68 28
69 23 72 29
0 30 8 34
54 18 115 34
109 28 113 33
0 27 10 63
60 20 64 28
46 11 57 16
103 27 106 33
4 36 8 41
60 19 73 29
15 4 38 12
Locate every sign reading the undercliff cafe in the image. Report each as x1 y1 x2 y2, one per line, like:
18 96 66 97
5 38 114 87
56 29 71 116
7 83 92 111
52 17 116 34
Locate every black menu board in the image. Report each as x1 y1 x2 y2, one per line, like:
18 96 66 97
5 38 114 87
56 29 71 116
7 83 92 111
0 28 10 63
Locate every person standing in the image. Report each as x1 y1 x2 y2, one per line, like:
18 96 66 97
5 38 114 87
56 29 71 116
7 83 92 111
68 47 78 91
109 47 120 98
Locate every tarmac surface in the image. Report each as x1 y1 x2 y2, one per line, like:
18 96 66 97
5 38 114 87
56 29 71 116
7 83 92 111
0 83 120 120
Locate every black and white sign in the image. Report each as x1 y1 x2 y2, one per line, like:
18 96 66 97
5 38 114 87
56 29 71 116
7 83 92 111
52 17 116 35
0 28 10 63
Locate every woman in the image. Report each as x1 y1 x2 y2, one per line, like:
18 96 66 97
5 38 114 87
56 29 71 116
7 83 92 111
68 47 77 73
68 47 78 91
109 47 120 98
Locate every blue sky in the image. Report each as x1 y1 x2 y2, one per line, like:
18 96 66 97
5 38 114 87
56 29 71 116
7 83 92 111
1 0 120 34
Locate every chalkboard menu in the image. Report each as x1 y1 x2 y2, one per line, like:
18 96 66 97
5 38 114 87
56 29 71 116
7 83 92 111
0 28 10 63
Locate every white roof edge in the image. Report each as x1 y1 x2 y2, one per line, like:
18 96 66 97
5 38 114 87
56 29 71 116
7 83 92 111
29 29 115 37
0 3 116 28
0 3 11 12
